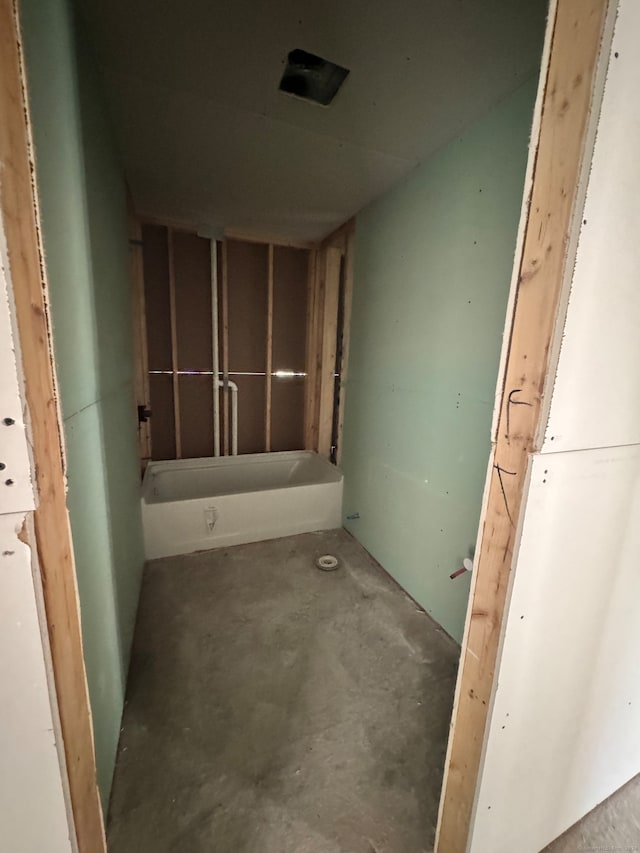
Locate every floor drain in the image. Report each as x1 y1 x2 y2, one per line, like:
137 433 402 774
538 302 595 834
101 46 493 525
316 554 339 572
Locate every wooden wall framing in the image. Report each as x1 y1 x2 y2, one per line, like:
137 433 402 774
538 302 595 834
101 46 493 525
435 1 612 850
0 1 105 849
304 220 355 462
132 221 354 465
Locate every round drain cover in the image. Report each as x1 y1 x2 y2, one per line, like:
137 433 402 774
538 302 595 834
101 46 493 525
316 554 339 572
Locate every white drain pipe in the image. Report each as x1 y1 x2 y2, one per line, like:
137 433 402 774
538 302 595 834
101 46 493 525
211 240 221 456
217 378 238 456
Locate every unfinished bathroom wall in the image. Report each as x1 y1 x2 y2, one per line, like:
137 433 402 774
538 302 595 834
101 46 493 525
341 79 537 641
20 0 145 808
140 228 310 460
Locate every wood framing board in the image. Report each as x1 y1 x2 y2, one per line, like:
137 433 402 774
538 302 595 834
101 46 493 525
435 2 611 850
127 210 151 470
335 221 355 467
470 445 640 852
304 249 319 450
167 228 182 458
0 0 105 847
221 239 230 455
317 248 342 458
265 243 274 452
542 0 638 454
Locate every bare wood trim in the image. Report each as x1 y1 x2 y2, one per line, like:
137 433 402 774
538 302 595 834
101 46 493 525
317 248 342 458
435 2 611 850
221 239 230 456
265 244 274 451
128 205 151 471
335 221 355 466
167 228 182 458
0 1 105 848
320 221 350 251
303 250 319 449
312 250 326 451
223 226 313 250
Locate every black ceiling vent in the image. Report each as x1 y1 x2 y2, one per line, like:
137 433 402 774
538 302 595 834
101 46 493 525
278 49 349 106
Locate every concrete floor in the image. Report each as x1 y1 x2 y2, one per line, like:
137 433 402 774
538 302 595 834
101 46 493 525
107 529 460 853
542 773 640 853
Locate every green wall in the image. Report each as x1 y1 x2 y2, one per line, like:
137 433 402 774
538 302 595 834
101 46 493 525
342 80 537 642
20 0 144 809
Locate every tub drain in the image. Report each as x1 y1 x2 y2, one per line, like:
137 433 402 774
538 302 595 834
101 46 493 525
316 554 339 572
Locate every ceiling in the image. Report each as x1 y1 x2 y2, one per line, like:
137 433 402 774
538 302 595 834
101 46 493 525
76 0 548 243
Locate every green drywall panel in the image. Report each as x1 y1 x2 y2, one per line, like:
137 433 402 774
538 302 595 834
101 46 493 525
20 0 145 809
342 80 537 642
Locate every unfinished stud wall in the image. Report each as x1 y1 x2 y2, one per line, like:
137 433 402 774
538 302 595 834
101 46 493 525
341 79 538 641
140 229 310 459
469 3 640 848
20 0 145 808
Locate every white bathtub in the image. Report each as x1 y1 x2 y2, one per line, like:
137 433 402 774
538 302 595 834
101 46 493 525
141 450 343 559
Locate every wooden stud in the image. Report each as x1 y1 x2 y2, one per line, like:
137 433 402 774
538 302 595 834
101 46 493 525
0 1 105 848
303 249 319 449
435 2 611 850
317 248 342 458
221 239 230 456
167 228 182 458
265 244 274 452
335 221 355 466
128 204 151 471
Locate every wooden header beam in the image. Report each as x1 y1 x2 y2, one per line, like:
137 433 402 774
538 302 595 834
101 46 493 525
435 1 612 850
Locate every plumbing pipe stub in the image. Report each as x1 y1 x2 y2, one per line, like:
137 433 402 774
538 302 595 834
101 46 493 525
316 554 339 572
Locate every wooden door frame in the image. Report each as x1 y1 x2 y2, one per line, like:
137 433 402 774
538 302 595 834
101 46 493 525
435 1 615 849
0 1 105 850
3 0 610 849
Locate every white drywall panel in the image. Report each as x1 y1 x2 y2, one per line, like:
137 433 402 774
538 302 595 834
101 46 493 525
469 445 640 853
0 232 35 514
0 187 72 851
543 1 640 453
0 513 73 853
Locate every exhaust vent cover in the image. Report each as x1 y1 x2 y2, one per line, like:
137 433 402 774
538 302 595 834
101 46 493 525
279 49 349 106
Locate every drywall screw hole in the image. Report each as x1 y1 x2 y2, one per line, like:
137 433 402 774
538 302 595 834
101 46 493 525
614 51 619 58
543 479 547 483
5 479 14 486
3 417 15 426
0 463 5 470
520 615 524 619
